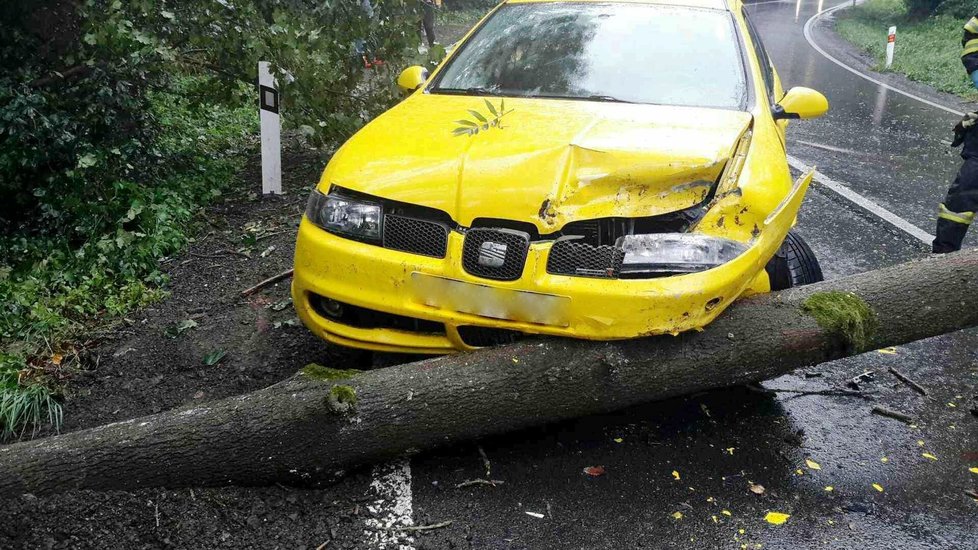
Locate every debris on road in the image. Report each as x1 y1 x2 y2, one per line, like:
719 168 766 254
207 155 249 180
848 370 875 390
887 367 928 396
805 458 822 470
749 483 766 495
525 512 544 519
583 466 606 477
872 483 884 493
239 268 294 297
455 479 503 488
384 520 453 532
871 405 914 424
764 512 790 525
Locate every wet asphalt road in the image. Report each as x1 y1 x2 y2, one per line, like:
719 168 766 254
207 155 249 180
385 2 978 549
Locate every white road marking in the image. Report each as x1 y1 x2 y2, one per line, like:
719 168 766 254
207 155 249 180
364 458 415 550
745 0 792 6
787 155 935 245
803 1 965 117
793 139 864 156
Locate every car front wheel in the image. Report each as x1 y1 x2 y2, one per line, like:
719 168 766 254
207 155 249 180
765 231 823 290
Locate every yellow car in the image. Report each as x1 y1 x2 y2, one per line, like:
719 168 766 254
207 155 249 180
293 0 829 354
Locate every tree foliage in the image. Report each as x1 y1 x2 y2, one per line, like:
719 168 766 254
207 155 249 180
0 0 431 436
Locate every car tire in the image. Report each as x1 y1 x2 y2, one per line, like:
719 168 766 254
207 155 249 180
765 231 823 291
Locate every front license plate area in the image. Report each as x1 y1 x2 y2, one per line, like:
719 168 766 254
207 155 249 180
410 273 570 327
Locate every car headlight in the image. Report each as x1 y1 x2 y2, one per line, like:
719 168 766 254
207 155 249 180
619 234 748 275
305 189 382 241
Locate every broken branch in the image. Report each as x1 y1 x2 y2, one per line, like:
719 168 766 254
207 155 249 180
887 367 928 396
871 405 914 424
240 268 294 297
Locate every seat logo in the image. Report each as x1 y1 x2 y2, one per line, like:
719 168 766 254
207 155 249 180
478 241 507 267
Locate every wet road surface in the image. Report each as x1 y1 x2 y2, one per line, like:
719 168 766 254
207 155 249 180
382 2 978 549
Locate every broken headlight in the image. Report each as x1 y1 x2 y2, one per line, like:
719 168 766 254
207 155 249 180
305 188 382 241
619 234 747 275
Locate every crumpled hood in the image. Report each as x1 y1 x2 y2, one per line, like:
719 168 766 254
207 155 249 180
322 94 753 233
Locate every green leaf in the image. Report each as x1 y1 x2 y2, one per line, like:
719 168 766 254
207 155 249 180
165 319 198 338
452 127 472 136
77 153 97 169
455 119 478 127
484 99 498 116
467 110 488 123
202 349 227 366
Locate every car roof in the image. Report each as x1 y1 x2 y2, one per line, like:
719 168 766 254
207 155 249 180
505 0 735 11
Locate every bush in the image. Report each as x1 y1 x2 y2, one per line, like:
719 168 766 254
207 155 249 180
938 0 978 18
0 0 431 437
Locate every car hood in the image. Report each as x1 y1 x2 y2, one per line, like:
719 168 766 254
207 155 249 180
322 94 753 233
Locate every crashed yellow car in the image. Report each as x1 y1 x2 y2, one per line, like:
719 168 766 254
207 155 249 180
292 0 829 354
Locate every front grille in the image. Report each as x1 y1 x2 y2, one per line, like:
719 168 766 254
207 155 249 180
546 238 623 278
462 228 530 281
456 326 522 347
382 214 449 258
310 294 445 334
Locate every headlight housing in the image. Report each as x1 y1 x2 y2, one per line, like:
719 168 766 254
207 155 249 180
619 234 748 275
305 189 382 241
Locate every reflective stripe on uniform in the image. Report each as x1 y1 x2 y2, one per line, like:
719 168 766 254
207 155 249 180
966 17 978 34
938 203 976 225
963 38 978 57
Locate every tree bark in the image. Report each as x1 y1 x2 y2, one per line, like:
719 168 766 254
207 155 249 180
2 249 978 496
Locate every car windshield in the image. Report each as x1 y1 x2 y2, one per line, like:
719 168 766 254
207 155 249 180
431 2 748 110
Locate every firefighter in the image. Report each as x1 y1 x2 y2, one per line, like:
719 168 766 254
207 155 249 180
934 14 978 253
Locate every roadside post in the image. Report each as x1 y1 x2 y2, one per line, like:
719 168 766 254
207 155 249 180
885 26 896 69
258 61 282 195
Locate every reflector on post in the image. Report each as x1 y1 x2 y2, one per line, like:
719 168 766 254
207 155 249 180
885 26 896 68
259 61 281 195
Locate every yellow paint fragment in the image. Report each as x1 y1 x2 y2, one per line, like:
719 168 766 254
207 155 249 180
512 358 518 364
806 458 822 470
872 483 884 492
672 511 683 520
877 347 897 355
672 470 681 481
824 486 834 492
948 402 957 408
922 452 938 461
712 515 718 523
722 510 732 517
881 457 889 463
764 512 790 525
827 519 835 525
707 496 715 503
738 528 745 535
969 467 978 474
795 469 804 475
613 438 623 443
917 440 925 447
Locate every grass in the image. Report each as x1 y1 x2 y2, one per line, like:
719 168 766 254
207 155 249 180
0 78 256 440
834 0 978 99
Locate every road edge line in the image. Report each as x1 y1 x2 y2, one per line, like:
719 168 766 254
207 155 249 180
788 155 935 245
803 2 965 117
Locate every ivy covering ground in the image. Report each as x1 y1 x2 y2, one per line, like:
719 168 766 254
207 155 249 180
0 0 436 438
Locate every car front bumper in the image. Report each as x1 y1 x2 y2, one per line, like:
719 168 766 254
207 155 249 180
292 220 782 354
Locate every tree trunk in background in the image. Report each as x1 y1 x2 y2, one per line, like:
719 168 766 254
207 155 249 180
2 249 978 496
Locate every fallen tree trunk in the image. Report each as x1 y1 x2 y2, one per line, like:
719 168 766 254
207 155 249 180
3 250 978 496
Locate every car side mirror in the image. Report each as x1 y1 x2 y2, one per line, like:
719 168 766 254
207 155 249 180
397 66 429 96
772 87 829 120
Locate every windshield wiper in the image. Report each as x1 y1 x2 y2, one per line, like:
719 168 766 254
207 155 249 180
433 86 496 96
585 95 633 103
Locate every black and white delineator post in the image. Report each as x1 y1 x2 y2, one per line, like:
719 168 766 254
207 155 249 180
885 26 896 69
258 61 281 195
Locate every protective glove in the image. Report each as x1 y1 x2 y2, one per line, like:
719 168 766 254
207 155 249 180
951 111 978 147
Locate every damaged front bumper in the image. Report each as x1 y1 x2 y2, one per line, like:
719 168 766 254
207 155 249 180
292 172 812 354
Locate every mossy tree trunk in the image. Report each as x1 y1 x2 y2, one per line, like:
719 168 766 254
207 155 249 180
2 250 978 496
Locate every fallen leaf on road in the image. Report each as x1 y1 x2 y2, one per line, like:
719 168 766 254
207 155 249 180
969 467 978 474
749 483 765 495
525 512 544 519
613 438 623 443
806 458 822 470
726 447 735 455
872 483 884 492
877 347 898 355
721 510 732 517
671 511 683 520
202 349 227 366
764 512 790 525
824 486 834 492
672 470 681 481
583 466 605 477
881 457 889 463
922 452 938 461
